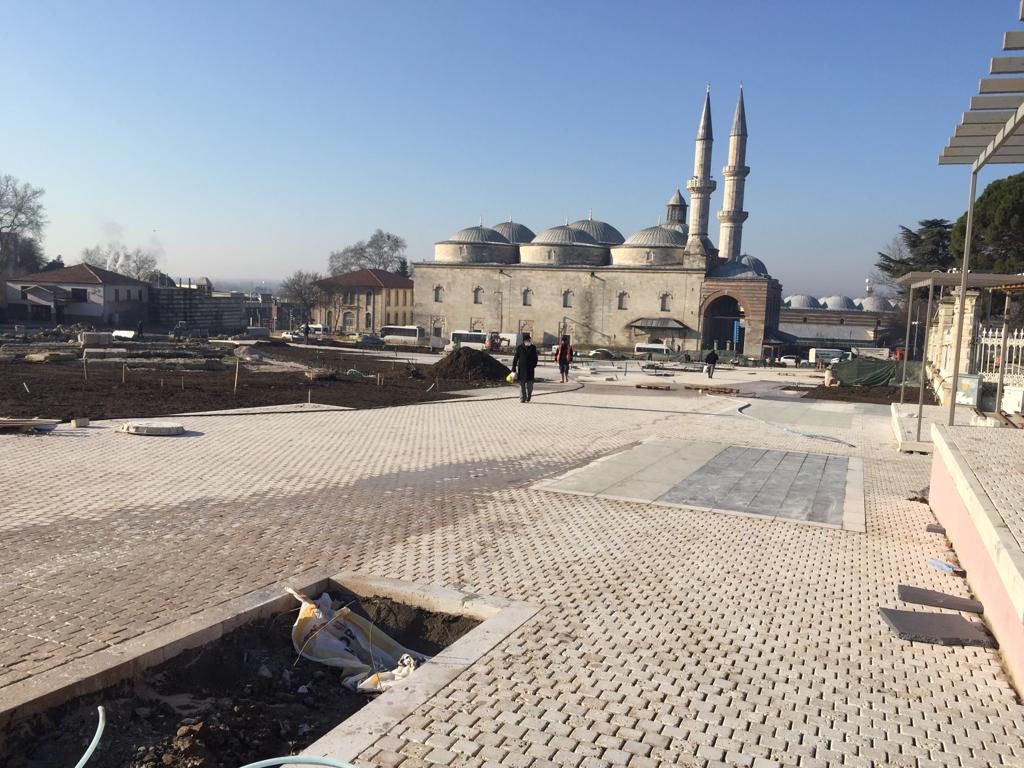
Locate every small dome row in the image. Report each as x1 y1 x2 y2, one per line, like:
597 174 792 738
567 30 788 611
784 294 895 312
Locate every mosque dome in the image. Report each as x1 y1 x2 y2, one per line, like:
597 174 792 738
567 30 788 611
445 225 511 244
784 294 823 310
621 225 688 248
660 221 688 235
531 225 600 246
858 296 893 313
709 254 770 279
491 220 535 244
819 295 858 311
568 216 625 246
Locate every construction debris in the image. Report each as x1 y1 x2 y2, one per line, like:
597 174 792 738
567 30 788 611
429 347 511 382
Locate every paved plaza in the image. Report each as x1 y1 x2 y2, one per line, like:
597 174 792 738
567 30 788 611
1 376 1022 767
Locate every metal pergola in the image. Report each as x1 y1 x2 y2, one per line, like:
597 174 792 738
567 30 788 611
895 271 1020 440
937 1 1024 424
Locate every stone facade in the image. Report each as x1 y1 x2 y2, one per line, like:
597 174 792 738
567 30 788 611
312 269 415 334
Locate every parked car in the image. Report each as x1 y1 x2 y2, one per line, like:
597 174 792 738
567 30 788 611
777 355 809 368
588 348 622 360
355 334 385 347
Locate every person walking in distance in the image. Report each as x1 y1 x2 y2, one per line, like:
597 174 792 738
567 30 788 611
554 334 573 383
704 349 719 379
512 333 539 402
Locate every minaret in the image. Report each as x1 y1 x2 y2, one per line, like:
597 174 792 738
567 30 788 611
686 87 717 256
717 86 749 262
664 189 688 236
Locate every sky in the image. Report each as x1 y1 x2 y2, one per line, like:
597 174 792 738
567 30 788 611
3 0 1021 297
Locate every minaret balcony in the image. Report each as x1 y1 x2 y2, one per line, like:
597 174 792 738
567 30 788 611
722 165 750 177
686 177 717 194
716 210 749 224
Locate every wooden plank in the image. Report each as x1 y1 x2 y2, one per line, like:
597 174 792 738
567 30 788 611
979 77 1024 94
991 56 1024 74
1006 30 1024 50
635 384 671 391
971 94 1024 109
963 109 1016 123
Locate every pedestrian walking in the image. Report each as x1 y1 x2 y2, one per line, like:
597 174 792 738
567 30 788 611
554 334 573 383
303 322 310 345
704 350 719 379
136 320 144 342
511 333 539 402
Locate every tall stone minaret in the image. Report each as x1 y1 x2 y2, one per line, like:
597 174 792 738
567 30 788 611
686 87 717 256
717 86 749 262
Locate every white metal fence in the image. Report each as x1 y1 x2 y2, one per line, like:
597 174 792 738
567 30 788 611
974 325 1024 387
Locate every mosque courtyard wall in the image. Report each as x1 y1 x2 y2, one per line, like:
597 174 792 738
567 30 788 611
412 262 708 350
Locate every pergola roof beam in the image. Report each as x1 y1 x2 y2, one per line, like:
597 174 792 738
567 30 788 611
962 109 1017 123
955 123 1002 136
1007 31 1024 50
991 56 1024 74
948 134 1024 147
979 77 1024 93
971 94 1024 109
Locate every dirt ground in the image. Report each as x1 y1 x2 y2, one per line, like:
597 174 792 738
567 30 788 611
791 384 939 405
0 353 475 422
2 596 477 768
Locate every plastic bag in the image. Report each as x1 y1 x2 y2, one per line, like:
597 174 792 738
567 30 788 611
506 371 517 383
287 589 427 691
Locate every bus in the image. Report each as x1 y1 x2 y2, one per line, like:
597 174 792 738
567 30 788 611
444 330 488 352
379 325 427 346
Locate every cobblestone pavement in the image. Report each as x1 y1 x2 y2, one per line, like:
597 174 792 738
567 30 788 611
1 386 1022 767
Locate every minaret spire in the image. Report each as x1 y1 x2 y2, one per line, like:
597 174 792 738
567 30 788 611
686 88 717 257
717 86 750 262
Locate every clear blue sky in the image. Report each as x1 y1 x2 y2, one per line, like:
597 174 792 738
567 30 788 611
3 0 1019 296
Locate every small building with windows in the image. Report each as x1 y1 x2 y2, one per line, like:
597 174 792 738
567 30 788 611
3 263 150 325
312 268 414 335
411 87 784 356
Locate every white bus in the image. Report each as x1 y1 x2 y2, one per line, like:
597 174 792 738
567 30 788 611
380 325 427 345
444 330 488 352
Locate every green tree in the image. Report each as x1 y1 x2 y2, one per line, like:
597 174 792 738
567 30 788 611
394 257 409 277
875 219 955 279
951 171 1024 273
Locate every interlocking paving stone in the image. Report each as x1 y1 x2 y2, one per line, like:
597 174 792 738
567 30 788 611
0 389 1020 766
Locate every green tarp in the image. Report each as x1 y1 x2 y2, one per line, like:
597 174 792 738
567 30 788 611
833 358 922 386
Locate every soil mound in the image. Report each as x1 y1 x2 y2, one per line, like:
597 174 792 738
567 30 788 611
429 347 510 381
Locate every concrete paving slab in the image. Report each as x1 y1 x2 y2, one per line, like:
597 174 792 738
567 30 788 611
898 584 984 614
879 607 997 648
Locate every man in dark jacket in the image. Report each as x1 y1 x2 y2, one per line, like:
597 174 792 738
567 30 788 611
512 333 539 402
704 350 719 379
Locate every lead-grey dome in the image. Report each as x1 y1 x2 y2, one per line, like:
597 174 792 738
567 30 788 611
621 225 688 247
568 217 625 245
784 294 823 310
531 225 600 246
858 296 893 313
820 294 858 311
710 254 770 279
491 220 535 244
445 225 510 244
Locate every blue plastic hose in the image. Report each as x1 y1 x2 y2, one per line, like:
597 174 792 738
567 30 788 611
74 706 106 768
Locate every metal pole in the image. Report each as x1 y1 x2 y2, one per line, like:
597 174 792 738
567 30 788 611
899 287 914 404
915 281 935 443
996 294 1012 415
948 170 978 426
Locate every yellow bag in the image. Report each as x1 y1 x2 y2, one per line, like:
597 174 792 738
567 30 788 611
506 372 517 383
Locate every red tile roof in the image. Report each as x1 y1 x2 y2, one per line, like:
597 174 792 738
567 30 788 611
12 263 150 286
317 268 413 290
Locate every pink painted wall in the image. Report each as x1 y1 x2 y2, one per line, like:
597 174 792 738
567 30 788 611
930 455 1024 694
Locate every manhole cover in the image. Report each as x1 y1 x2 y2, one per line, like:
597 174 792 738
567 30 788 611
119 420 186 436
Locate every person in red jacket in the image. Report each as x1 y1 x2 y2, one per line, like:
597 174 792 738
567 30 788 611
554 335 574 383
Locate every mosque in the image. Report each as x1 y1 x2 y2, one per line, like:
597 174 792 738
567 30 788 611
411 87 787 356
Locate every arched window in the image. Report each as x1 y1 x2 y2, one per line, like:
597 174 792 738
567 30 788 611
522 288 532 307
472 286 484 304
659 293 671 312
433 285 444 303
617 291 629 311
562 289 573 308
365 312 372 328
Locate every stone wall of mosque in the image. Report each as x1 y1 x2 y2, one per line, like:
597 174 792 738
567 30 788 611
412 262 707 351
434 242 520 265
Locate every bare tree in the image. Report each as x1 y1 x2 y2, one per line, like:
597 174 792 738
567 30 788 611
0 174 48 277
329 229 406 275
81 243 159 280
280 270 324 322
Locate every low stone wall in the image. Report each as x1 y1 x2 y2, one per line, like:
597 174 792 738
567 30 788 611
151 288 246 333
929 424 1024 694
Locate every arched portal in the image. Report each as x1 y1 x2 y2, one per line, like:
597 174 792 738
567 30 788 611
703 294 745 352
